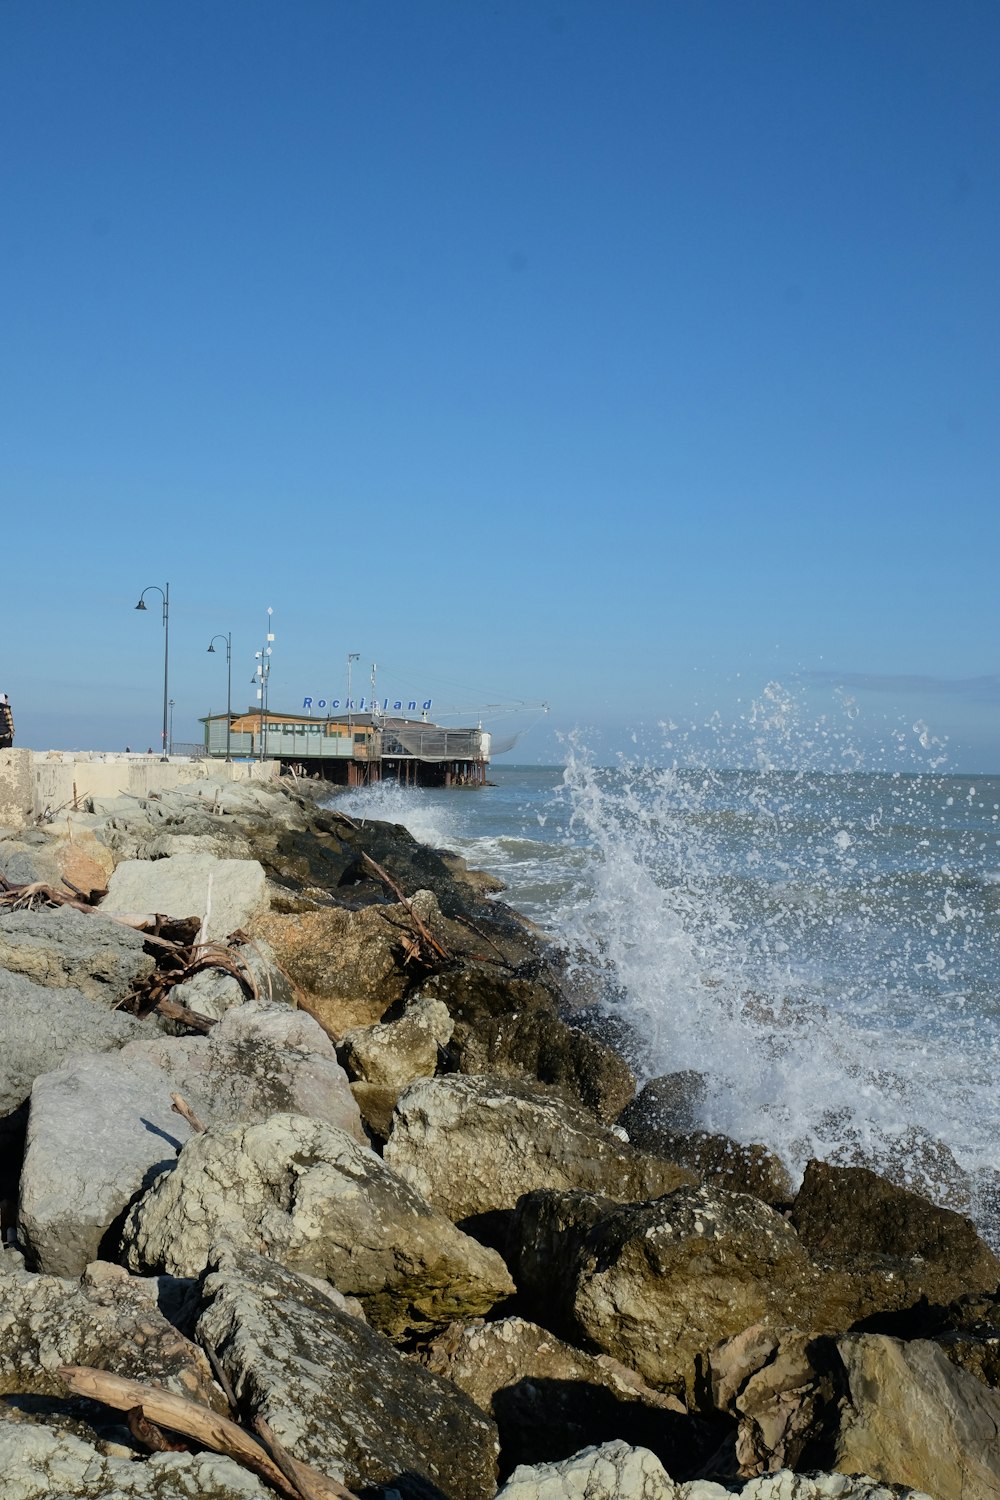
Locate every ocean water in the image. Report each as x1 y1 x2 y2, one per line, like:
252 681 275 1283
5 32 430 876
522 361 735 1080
332 736 1000 1243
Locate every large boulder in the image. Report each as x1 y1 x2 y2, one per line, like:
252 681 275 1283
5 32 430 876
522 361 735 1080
165 937 297 1021
383 1075 697 1228
0 969 144 1126
544 1186 823 1399
493 1441 933 1500
708 1327 1000 1498
18 1051 196 1276
832 1335 1000 1499
0 1412 272 1499
417 1317 726 1482
340 992 454 1089
197 1246 500 1500
119 1000 365 1141
791 1159 1000 1310
121 1112 514 1339
0 907 154 1006
619 1083 791 1203
0 1256 224 1413
101 851 268 939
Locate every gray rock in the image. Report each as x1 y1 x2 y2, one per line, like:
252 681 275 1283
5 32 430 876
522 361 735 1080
198 1245 500 1500
18 1052 194 1276
101 852 268 940
340 993 453 1089
383 1075 697 1225
119 1000 365 1141
0 1256 224 1411
0 968 144 1123
0 1412 273 1499
122 1112 514 1339
0 906 155 1006
166 937 296 1020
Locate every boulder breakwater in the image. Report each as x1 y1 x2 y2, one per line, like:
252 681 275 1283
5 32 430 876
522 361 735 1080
0 774 998 1499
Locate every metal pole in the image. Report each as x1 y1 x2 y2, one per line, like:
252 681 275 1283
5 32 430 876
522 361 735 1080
168 699 175 755
135 583 170 762
226 633 232 762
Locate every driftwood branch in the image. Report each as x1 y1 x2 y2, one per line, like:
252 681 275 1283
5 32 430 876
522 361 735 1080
127 1403 191 1453
170 1093 206 1133
255 1417 360 1500
58 1365 297 1497
361 854 450 961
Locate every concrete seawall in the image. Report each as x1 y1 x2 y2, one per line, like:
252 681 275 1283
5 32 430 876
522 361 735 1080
0 749 279 832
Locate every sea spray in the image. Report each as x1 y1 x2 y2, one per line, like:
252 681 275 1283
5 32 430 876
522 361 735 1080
552 720 1000 1241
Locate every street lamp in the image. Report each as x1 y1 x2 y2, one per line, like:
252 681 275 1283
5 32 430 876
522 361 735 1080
207 633 232 761
168 699 175 756
135 583 170 761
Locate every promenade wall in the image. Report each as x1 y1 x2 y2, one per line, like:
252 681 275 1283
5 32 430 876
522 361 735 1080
0 749 279 831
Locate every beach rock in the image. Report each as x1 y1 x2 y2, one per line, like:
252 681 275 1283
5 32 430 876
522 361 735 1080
197 1245 500 1500
566 1186 822 1398
350 1080 401 1142
0 907 153 1006
706 1324 844 1476
493 1441 933 1500
253 899 417 1033
0 968 144 1124
416 1316 728 1481
122 1111 514 1338
118 999 365 1141
0 1412 273 1499
0 1256 224 1412
383 1075 696 1228
507 1189 620 1333
621 1073 709 1132
831 1334 1000 1498
101 851 268 939
18 1051 194 1276
165 937 297 1021
791 1159 1000 1308
436 970 636 1123
340 992 453 1088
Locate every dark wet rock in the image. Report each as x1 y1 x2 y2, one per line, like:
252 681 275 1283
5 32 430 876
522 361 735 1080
198 1245 500 1500
618 1072 709 1133
620 1115 792 1204
506 1190 619 1336
438 974 636 1123
122 1112 514 1339
791 1159 1000 1309
383 1075 696 1227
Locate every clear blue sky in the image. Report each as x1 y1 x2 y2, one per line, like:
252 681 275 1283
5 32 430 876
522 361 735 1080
3 1 998 769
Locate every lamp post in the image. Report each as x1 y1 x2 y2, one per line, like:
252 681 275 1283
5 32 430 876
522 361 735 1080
207 633 232 761
134 583 170 761
168 699 175 756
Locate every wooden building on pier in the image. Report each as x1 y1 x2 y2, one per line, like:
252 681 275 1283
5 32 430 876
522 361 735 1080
200 710 491 787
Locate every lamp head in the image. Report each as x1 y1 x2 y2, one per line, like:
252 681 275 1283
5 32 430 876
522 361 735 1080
207 643 215 653
135 598 147 611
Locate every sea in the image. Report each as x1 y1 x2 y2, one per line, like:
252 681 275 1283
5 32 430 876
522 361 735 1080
330 725 1000 1246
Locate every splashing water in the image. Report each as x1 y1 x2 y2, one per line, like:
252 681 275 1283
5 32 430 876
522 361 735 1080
325 695 1000 1241
551 713 1000 1238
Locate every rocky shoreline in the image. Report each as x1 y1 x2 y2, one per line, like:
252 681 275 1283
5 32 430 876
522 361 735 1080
1 774 998 1499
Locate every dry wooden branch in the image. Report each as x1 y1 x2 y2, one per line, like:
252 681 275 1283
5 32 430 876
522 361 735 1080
57 1366 298 1498
255 1417 360 1500
154 996 217 1032
170 1093 206 1133
361 854 450 961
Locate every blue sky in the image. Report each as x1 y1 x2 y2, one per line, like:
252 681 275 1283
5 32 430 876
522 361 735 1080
2 1 998 769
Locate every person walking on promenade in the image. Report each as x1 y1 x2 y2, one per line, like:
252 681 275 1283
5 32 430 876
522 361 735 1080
0 694 14 749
